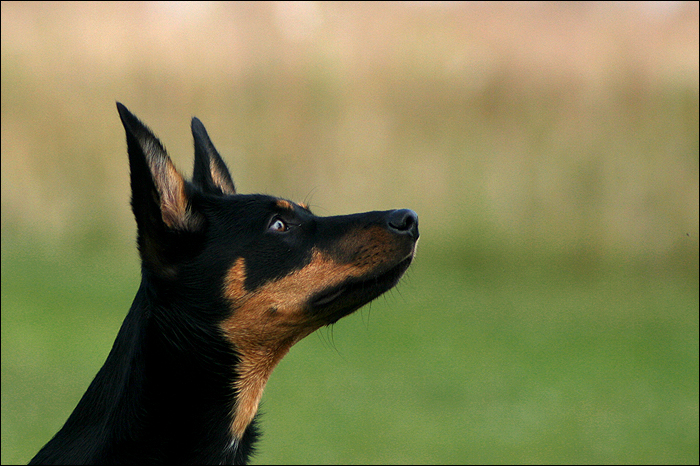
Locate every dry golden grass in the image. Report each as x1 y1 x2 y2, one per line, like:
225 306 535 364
2 2 698 266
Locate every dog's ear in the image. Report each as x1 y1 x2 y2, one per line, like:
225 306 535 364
191 117 236 196
117 102 203 277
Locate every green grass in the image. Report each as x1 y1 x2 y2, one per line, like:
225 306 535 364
2 238 697 464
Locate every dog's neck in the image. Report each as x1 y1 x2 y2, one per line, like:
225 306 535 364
33 283 260 464
230 343 294 438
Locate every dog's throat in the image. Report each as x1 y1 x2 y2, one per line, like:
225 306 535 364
230 344 294 439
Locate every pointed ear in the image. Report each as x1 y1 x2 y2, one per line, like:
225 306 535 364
191 117 236 196
117 103 203 276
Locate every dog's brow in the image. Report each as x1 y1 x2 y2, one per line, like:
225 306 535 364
275 199 294 211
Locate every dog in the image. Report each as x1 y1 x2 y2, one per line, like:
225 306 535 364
29 103 418 464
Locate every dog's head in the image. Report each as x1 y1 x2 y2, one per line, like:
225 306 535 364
117 102 418 440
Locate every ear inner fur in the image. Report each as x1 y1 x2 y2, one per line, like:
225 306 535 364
191 116 236 195
149 156 198 230
210 162 235 196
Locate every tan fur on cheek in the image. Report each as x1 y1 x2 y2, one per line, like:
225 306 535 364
220 249 377 439
220 257 316 439
219 232 405 439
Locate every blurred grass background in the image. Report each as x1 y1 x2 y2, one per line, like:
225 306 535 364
2 2 698 464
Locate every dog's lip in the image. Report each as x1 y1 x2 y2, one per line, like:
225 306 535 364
313 287 345 306
310 253 414 310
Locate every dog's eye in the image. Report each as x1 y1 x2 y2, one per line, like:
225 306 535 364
268 217 289 233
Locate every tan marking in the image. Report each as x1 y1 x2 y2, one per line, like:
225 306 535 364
221 228 401 438
275 199 294 211
224 258 248 303
299 202 310 211
210 158 236 195
148 154 201 231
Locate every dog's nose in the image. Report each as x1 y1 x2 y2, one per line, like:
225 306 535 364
387 209 419 240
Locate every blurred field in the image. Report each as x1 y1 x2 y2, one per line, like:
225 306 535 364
2 2 698 464
2 240 697 464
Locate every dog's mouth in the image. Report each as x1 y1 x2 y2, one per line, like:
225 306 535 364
310 253 414 324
